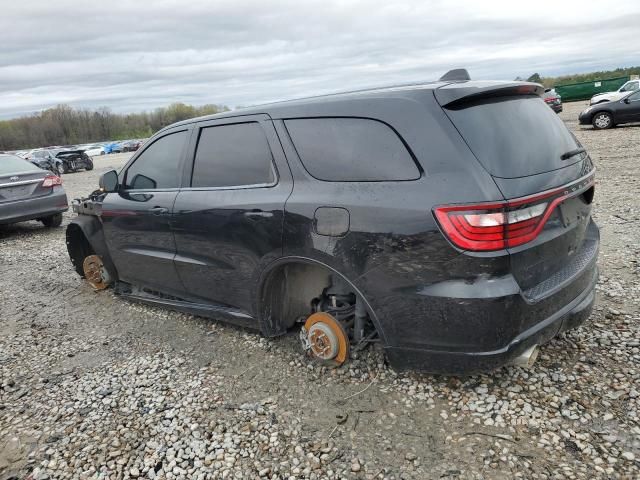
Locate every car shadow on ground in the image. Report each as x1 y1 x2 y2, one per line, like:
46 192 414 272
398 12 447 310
0 221 64 240
579 122 640 130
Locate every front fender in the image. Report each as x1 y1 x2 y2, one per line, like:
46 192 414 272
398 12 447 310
66 215 118 280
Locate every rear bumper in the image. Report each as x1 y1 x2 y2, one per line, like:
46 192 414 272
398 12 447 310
551 104 563 113
373 221 600 374
0 188 68 225
385 269 596 374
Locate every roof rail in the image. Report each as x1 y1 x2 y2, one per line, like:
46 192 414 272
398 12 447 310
439 69 471 82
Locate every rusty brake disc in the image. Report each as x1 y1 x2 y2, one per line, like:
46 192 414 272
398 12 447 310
82 255 111 290
303 311 350 365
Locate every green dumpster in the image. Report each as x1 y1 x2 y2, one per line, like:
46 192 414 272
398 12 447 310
555 76 630 102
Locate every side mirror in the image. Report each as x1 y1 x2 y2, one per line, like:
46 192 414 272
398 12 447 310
624 98 630 104
99 169 119 193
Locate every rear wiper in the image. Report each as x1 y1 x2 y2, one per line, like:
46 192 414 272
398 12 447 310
560 148 586 160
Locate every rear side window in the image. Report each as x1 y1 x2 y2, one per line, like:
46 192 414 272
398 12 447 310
284 117 420 182
192 122 275 188
124 130 187 189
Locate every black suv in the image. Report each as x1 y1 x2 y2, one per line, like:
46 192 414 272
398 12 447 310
66 73 598 374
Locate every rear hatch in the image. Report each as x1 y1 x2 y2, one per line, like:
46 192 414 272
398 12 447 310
0 156 49 203
434 84 597 295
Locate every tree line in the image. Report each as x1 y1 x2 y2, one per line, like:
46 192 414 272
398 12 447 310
0 102 230 151
517 66 640 88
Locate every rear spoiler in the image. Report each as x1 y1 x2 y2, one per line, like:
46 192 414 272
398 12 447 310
434 82 544 108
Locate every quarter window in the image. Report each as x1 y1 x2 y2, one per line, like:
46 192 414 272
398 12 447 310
124 130 187 190
191 122 275 188
284 117 420 182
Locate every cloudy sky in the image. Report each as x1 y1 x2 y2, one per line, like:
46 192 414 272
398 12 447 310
1 0 638 119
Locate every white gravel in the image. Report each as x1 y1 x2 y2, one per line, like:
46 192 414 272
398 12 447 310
1 104 639 479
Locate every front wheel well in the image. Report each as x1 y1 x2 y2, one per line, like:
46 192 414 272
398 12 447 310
66 224 94 277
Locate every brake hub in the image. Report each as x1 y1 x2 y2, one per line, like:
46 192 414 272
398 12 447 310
82 255 111 290
301 312 349 365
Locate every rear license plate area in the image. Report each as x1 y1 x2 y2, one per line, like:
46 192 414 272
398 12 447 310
1 185 30 200
559 189 591 227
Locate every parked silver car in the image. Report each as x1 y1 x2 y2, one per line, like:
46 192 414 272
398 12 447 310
590 79 639 105
0 154 68 227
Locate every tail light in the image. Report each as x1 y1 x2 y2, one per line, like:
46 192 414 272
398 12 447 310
434 175 595 252
42 175 63 188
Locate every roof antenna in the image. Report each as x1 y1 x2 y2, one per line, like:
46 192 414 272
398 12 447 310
439 68 471 81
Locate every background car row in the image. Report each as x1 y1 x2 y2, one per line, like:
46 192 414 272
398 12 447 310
0 139 146 175
9 138 146 160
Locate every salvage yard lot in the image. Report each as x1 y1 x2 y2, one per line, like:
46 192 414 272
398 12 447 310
1 101 638 479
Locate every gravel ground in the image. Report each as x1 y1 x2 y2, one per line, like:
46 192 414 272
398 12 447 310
1 102 639 480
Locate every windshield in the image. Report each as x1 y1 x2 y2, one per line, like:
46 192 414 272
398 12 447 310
444 95 582 178
0 154 42 174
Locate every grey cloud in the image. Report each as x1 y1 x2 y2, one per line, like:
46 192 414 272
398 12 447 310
1 1 638 118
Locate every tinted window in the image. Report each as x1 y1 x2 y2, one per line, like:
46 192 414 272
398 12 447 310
285 118 419 181
445 95 581 179
627 91 640 102
0 154 41 174
192 122 274 188
124 130 187 189
621 81 638 92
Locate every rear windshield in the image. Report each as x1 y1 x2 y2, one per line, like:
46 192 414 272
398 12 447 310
0 155 41 174
444 95 581 178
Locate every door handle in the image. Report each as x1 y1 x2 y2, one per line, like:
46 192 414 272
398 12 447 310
149 206 169 215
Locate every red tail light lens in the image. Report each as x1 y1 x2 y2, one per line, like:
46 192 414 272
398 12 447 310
434 175 595 252
42 175 63 188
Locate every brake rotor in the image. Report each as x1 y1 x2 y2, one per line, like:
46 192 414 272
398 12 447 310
303 312 350 365
82 255 111 290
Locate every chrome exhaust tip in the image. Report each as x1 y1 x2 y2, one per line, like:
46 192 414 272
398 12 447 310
512 345 539 368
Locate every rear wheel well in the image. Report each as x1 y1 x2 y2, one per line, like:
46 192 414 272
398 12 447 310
258 261 379 344
66 224 94 277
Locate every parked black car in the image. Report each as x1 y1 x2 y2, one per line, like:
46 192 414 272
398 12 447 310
28 149 66 175
579 90 640 129
0 154 68 227
66 72 598 374
52 149 94 173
